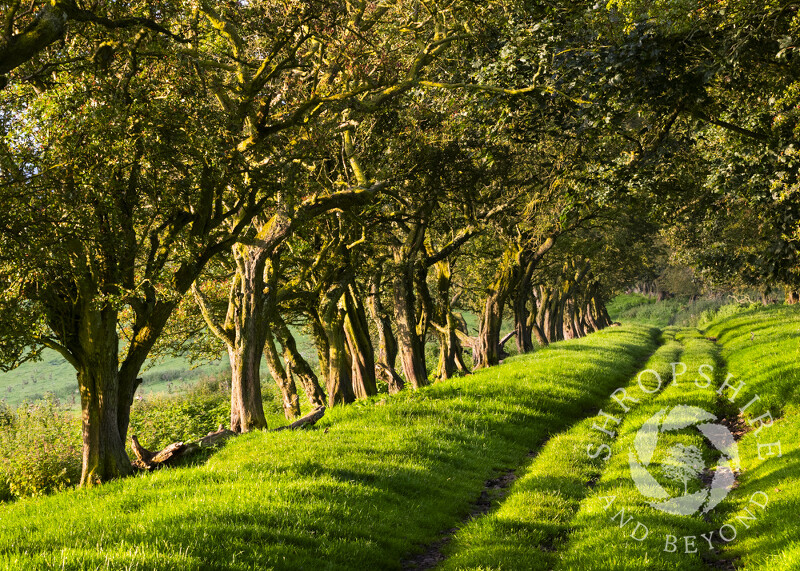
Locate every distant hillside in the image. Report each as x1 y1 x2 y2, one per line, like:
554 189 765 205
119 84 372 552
0 349 229 410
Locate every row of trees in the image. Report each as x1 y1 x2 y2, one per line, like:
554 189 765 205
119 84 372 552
1 0 797 485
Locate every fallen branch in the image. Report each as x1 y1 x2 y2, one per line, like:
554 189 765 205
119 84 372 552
272 406 326 432
499 330 517 349
131 408 325 471
131 425 236 471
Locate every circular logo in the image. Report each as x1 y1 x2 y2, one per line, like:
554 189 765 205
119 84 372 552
629 405 740 516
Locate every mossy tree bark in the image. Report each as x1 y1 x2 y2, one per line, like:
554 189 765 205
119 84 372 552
263 326 301 419
273 315 326 409
431 260 468 380
392 259 429 389
475 235 557 368
368 270 405 394
344 283 378 399
194 189 379 430
225 247 271 432
74 304 132 486
318 280 356 407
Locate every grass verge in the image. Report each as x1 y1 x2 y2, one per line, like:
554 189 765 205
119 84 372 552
704 304 800 570
552 330 728 570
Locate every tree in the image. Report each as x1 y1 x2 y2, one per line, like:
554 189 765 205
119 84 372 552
192 187 380 428
0 0 481 483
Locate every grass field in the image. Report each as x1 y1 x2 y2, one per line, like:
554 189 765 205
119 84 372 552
0 302 797 570
0 325 656 569
0 348 231 409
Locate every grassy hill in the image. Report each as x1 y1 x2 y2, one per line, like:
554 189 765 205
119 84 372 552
0 324 656 569
0 304 797 569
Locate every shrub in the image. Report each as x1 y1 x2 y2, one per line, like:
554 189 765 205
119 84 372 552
127 368 286 452
0 396 82 501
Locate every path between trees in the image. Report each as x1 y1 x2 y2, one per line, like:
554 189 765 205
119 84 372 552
424 328 748 570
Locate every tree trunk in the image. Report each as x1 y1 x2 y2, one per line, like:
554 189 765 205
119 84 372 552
75 310 132 486
531 286 549 347
263 327 301 419
274 317 326 409
786 290 799 305
392 262 428 388
344 284 378 399
368 271 405 394
228 339 268 432
226 251 270 433
572 299 586 338
474 249 516 369
513 288 534 354
323 307 356 406
474 291 504 368
584 299 599 333
544 287 560 342
431 260 465 381
310 312 331 391
319 285 356 406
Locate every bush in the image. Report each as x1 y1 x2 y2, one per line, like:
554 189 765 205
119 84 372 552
127 368 290 450
0 369 287 502
0 396 82 501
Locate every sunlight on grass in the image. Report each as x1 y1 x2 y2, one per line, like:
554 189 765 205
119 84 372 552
0 325 656 570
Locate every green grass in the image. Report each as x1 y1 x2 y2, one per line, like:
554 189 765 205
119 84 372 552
703 304 800 570
609 295 736 328
437 328 684 571
439 303 800 570
553 330 725 570
1 305 796 570
0 325 656 570
607 293 656 318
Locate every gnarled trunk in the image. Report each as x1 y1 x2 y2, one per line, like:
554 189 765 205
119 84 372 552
323 307 356 406
513 288 534 354
368 271 405 394
392 262 428 388
344 283 378 399
474 249 516 369
274 317 326 409
432 260 468 380
474 291 504 369
530 286 549 347
226 251 269 432
228 339 268 432
75 306 132 486
263 327 301 419
318 285 356 406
